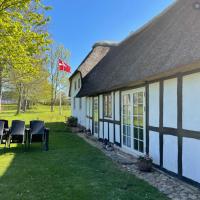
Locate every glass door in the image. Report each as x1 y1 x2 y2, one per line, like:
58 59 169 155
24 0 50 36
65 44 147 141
121 88 145 155
133 91 145 153
93 97 99 138
122 94 132 148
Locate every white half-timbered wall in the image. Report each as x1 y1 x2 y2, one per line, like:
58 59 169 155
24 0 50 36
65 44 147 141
182 72 200 183
71 70 200 185
149 82 160 165
70 73 87 127
163 78 177 128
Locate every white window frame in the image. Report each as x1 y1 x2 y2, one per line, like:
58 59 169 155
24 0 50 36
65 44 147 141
121 87 146 156
103 93 113 119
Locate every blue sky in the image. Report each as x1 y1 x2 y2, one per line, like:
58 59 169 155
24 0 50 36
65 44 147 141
44 0 174 72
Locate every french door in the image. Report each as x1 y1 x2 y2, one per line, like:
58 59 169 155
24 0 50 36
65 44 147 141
121 88 146 155
93 97 99 138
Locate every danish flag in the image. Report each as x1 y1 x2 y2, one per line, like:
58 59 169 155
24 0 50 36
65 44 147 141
58 59 71 73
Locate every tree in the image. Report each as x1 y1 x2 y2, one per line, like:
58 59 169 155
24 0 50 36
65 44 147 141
0 0 51 113
48 44 70 113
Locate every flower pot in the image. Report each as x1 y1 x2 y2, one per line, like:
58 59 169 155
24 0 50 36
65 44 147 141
138 159 152 172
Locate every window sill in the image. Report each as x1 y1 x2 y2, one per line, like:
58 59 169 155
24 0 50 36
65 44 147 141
104 116 113 120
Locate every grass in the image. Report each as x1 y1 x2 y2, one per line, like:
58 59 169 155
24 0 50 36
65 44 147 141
0 104 168 200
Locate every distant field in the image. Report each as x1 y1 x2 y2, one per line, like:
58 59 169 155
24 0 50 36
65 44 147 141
0 104 71 125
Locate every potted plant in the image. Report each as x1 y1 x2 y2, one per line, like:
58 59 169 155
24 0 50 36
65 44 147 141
137 155 153 172
66 116 78 127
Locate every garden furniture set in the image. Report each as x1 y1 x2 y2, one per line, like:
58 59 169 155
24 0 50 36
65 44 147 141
0 120 49 151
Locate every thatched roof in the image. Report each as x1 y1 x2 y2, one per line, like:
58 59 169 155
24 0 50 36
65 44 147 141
77 0 200 97
69 41 117 80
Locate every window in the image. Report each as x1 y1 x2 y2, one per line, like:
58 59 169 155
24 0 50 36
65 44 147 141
104 93 112 118
122 94 131 148
78 78 81 89
133 92 144 153
79 98 82 109
93 97 99 134
121 89 145 154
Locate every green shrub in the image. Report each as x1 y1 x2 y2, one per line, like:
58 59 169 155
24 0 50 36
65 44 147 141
66 116 78 127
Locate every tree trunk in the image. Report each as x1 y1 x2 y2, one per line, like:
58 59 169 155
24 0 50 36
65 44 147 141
0 67 3 112
16 83 23 115
22 89 27 112
51 82 54 112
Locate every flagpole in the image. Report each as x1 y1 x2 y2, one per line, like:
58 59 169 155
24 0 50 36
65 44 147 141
58 58 71 116
59 83 62 115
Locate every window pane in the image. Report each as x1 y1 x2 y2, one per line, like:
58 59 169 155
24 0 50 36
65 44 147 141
133 116 139 127
108 95 112 117
139 141 144 153
134 139 138 150
139 129 143 140
123 105 127 115
133 106 138 115
127 137 131 147
123 125 126 136
123 136 126 145
138 92 143 104
104 94 112 118
133 94 138 106
134 127 139 139
104 96 108 116
127 126 131 137
138 104 143 115
138 116 143 127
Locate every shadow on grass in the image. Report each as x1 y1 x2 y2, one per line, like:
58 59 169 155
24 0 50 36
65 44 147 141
0 122 168 200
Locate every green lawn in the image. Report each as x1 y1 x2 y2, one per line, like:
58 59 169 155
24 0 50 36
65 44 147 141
0 105 167 200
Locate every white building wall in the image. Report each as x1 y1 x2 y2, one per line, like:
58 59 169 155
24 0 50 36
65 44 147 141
183 72 200 131
182 137 200 183
99 122 103 139
163 135 178 173
70 73 86 126
74 97 87 127
115 125 120 144
104 122 108 139
109 123 114 143
149 131 160 165
163 78 177 128
149 82 160 127
89 119 93 132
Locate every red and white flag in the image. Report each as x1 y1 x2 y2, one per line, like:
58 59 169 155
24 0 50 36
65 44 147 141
58 59 71 73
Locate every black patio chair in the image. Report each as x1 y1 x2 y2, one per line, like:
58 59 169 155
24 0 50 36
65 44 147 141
28 120 49 151
8 120 26 148
0 121 6 150
0 119 9 129
0 119 10 139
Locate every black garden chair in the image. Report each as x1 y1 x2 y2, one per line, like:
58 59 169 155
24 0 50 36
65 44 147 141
28 120 49 151
0 119 9 129
0 121 6 149
0 119 10 139
8 120 26 148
